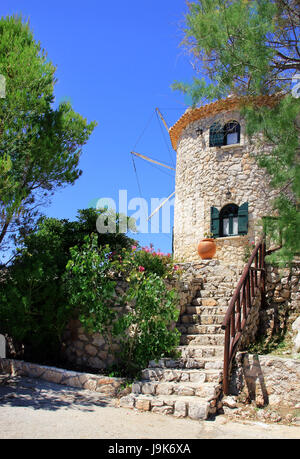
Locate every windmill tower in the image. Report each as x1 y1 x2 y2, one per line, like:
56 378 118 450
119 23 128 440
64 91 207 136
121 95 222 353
168 95 280 266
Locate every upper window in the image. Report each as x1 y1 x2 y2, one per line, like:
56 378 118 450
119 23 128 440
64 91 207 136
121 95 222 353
224 121 240 145
209 122 224 147
209 120 241 147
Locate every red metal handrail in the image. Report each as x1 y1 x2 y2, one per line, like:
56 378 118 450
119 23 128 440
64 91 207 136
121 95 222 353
221 238 266 395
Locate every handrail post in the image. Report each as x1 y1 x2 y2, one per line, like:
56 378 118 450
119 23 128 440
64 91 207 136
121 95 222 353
223 324 230 395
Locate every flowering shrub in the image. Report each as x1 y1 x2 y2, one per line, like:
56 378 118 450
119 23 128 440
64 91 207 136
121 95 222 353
65 235 180 376
127 244 176 278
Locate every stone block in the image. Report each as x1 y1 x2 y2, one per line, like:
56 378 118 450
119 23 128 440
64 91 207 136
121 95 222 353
152 405 173 415
135 399 151 411
174 401 187 418
188 401 209 420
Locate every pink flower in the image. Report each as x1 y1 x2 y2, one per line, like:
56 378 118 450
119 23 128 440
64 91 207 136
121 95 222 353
138 266 145 272
173 265 179 271
131 245 137 251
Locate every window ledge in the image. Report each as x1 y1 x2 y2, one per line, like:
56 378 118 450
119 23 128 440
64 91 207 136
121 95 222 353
215 235 248 241
221 143 243 150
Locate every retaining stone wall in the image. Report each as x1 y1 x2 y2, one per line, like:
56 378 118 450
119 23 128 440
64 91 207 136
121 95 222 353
259 262 300 342
229 353 300 408
0 358 125 396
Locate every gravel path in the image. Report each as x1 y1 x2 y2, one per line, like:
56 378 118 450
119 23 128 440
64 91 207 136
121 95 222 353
0 375 299 439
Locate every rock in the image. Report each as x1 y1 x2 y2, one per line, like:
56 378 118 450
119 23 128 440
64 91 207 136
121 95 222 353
188 401 209 420
152 405 173 415
174 401 187 418
141 383 156 395
222 396 237 409
135 399 151 411
85 344 97 357
292 317 300 333
293 333 300 353
156 383 174 396
119 395 136 409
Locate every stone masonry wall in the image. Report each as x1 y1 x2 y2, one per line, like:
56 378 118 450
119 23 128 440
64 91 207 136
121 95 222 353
230 353 300 408
258 262 300 345
173 108 278 265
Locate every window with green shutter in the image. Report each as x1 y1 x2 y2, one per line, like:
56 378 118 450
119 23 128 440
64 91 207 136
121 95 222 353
210 203 249 238
209 122 224 147
224 121 241 145
220 204 239 236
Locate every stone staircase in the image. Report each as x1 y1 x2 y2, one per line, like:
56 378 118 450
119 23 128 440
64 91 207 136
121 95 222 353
119 262 242 420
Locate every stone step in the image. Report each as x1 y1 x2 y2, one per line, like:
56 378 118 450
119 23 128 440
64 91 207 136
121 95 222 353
178 345 224 358
180 334 225 346
191 298 221 307
185 305 228 315
177 324 224 335
148 356 223 370
193 292 232 301
179 314 224 325
141 367 221 384
119 394 212 419
132 380 220 399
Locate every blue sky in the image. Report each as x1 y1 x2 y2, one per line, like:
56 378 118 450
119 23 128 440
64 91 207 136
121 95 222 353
0 0 195 254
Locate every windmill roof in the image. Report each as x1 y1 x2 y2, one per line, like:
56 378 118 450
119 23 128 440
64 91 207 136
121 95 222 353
168 94 281 150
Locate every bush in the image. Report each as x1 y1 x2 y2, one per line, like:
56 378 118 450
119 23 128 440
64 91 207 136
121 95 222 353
65 237 180 377
0 209 137 363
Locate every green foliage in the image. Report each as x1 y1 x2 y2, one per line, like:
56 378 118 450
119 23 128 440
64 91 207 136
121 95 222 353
65 234 118 337
243 95 300 265
0 16 97 253
130 244 175 278
173 0 300 265
114 273 180 377
64 238 180 377
172 0 294 100
0 209 136 362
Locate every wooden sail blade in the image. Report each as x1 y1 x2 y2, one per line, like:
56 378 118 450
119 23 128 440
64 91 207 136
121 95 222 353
156 107 169 133
147 191 175 221
131 151 175 171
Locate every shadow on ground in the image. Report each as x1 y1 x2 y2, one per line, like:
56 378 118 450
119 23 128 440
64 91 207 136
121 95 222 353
0 375 115 412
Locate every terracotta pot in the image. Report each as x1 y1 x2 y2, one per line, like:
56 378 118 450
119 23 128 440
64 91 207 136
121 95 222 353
197 238 217 260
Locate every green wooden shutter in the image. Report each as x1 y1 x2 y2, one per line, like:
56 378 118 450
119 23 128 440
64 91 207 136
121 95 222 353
238 202 248 235
211 207 220 237
209 123 224 147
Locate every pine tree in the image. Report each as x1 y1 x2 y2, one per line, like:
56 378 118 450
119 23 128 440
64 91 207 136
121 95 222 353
173 0 300 264
0 16 97 256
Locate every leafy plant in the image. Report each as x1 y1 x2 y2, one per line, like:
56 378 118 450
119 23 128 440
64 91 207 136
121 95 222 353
203 231 214 239
0 209 136 362
65 234 119 339
113 272 180 377
64 237 180 377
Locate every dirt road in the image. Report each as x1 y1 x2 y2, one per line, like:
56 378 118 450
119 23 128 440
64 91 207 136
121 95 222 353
0 375 299 439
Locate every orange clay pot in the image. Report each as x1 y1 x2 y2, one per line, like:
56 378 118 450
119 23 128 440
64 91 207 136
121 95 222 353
197 238 217 260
